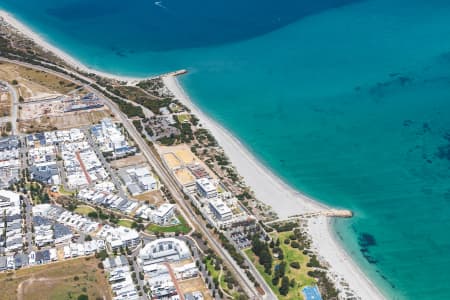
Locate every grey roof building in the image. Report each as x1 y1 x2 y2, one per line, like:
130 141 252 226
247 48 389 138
30 163 59 184
127 183 142 196
0 136 19 151
14 253 29 269
54 223 72 239
0 256 6 271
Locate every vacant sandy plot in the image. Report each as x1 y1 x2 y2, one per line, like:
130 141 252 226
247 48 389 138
20 98 65 119
161 144 197 165
163 152 182 169
0 92 11 117
19 109 111 133
0 257 111 300
175 168 195 186
110 154 147 169
160 144 216 180
175 149 196 165
170 258 194 268
0 62 83 98
178 277 212 300
134 190 164 205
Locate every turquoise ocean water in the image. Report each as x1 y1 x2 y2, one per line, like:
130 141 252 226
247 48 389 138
2 0 450 298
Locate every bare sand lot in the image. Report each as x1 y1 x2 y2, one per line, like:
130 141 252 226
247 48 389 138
134 190 165 205
110 153 147 169
0 257 111 300
0 62 83 98
178 277 212 300
19 109 111 133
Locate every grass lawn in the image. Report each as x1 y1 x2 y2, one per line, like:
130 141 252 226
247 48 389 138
58 185 75 196
74 205 96 216
146 215 190 234
245 231 316 300
205 257 233 296
177 114 191 123
118 219 134 228
0 257 111 300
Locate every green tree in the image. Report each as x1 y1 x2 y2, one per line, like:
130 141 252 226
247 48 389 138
279 276 290 296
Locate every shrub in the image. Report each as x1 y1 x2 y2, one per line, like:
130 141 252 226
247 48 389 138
279 276 290 296
291 241 300 248
290 261 300 269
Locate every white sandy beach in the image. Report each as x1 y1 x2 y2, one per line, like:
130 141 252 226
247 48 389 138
162 75 326 218
0 10 141 83
0 9 385 299
163 75 386 300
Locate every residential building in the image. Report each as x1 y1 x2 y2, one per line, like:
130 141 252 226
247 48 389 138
195 178 217 199
152 203 175 225
139 238 190 264
209 198 233 221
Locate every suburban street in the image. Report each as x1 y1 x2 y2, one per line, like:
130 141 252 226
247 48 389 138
0 57 271 300
22 194 33 254
83 127 128 199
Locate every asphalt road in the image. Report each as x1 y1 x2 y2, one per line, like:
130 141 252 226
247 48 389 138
84 127 127 199
0 57 271 300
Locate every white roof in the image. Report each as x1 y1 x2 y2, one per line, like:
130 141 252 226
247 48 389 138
153 204 175 218
139 176 157 187
196 178 216 193
209 198 232 216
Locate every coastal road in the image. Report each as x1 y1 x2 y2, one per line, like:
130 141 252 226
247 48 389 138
97 89 263 299
0 58 265 299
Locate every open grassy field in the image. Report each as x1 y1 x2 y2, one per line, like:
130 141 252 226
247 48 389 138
177 114 191 123
74 205 96 216
0 257 111 300
204 256 235 297
113 85 160 102
118 219 134 228
146 215 190 234
0 62 82 97
245 231 316 300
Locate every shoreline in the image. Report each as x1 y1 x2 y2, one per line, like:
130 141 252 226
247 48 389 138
162 75 326 218
0 10 143 83
0 8 386 299
163 75 386 300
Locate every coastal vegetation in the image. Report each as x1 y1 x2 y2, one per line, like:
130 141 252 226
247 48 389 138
246 227 338 299
203 254 237 297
